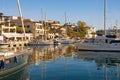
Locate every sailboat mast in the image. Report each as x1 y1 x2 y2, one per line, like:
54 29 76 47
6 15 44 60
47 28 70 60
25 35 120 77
44 11 46 40
65 12 67 24
16 0 26 39
104 0 106 35
41 8 44 40
65 12 67 37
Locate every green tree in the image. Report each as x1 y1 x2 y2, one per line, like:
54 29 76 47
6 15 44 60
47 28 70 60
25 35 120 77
0 13 3 16
67 28 74 37
77 21 89 38
96 30 105 35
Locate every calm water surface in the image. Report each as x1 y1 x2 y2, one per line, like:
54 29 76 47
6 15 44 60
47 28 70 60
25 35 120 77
3 44 120 80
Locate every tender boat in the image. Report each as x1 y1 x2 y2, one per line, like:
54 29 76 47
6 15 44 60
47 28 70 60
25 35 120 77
27 40 54 46
57 37 75 44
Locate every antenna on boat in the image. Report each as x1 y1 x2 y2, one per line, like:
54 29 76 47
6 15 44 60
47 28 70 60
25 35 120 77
114 20 119 37
104 0 106 35
16 0 26 40
116 20 118 33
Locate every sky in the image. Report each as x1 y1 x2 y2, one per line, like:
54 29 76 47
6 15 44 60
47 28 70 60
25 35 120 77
0 0 120 30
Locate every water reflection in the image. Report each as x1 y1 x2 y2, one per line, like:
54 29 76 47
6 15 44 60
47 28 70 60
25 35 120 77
28 44 77 64
27 44 120 80
28 44 77 80
1 66 30 80
75 51 120 80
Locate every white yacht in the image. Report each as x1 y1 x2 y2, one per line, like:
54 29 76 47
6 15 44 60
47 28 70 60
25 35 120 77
77 35 120 52
77 0 120 52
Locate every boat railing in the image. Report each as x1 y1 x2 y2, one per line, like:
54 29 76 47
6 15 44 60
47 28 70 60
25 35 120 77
0 47 28 60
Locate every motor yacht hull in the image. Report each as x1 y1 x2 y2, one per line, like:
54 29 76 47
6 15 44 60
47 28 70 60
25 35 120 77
78 43 120 52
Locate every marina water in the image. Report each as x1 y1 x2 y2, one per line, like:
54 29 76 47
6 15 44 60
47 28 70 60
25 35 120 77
1 44 120 80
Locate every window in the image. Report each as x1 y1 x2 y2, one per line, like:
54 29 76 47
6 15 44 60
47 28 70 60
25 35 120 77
27 25 30 28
